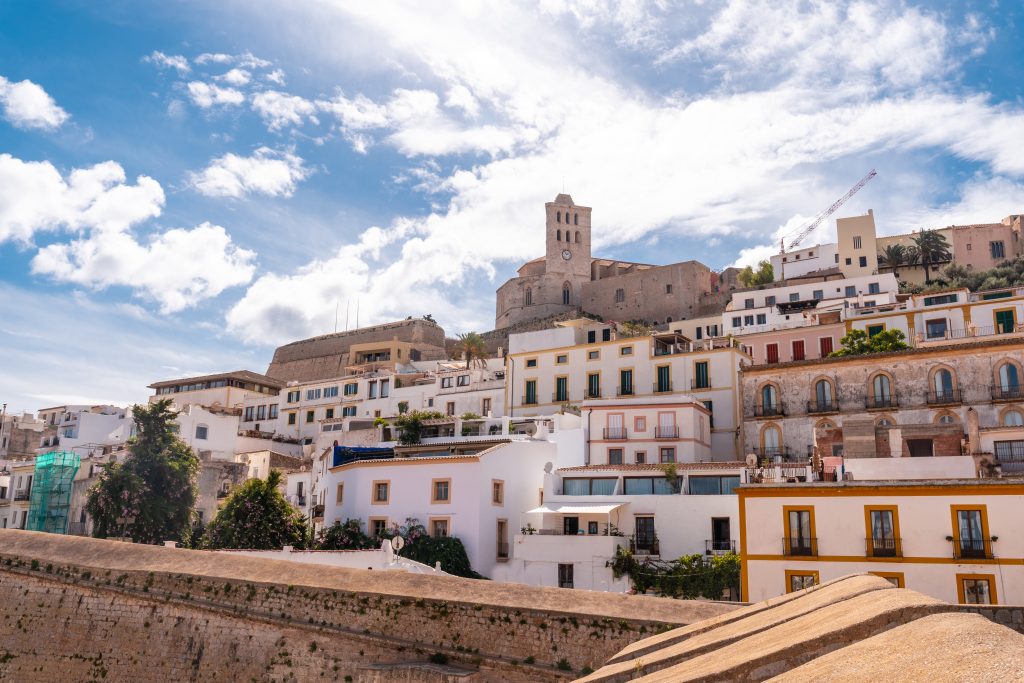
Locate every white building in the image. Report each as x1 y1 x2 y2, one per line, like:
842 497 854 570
739 477 1024 606
770 243 839 281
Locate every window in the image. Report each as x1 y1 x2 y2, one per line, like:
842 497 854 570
555 354 568 365
991 241 1006 259
871 374 892 406
792 340 805 361
525 288 532 306
492 480 504 505
342 406 356 417
933 368 955 401
344 383 358 396
819 337 833 357
624 477 679 495
865 506 900 557
869 572 905 588
1002 410 1024 427
784 507 816 556
666 284 673 294
659 447 676 463
430 519 449 538
587 330 596 343
859 256 867 267
926 318 948 339
456 374 470 386
287 390 300 403
306 388 322 401
853 235 863 249
634 416 647 432
335 483 344 504
766 343 779 364
607 448 624 465
563 284 571 305
812 290 823 300
744 298 755 309
765 296 776 307
845 285 857 297
786 570 820 593
496 519 509 559
244 407 254 422
744 315 754 326
370 518 388 537
688 476 740 495
814 379 833 409
967 243 972 251
524 380 538 405
431 479 450 503
482 397 491 415
694 361 710 389
195 424 209 440
602 328 612 342
587 350 600 360
524 358 537 369
614 288 626 303
952 506 991 559
372 481 390 504
958 575 997 605
440 376 453 389
702 400 714 428
554 376 569 403
998 362 1020 392
324 386 339 398
562 478 616 495
619 369 634 396
867 324 885 337
368 381 378 399
620 345 633 356
558 563 574 589
756 313 767 325
287 412 296 425
656 365 671 393
446 402 455 416
380 380 390 398
305 410 315 423
732 316 742 328
256 405 267 420
325 408 334 420
996 309 1016 334
635 451 646 464
789 292 799 302
587 373 601 398
868 282 880 294
268 405 278 419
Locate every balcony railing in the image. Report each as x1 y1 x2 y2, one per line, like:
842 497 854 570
522 395 538 406
991 385 1024 401
616 386 635 397
653 381 673 394
690 379 712 390
927 389 962 405
753 404 785 418
311 504 325 520
603 427 628 440
706 539 736 555
630 533 660 556
586 389 602 399
865 395 898 410
806 400 839 414
655 426 680 439
783 537 818 557
496 542 509 560
13 490 30 501
953 538 994 560
751 446 797 461
866 537 902 558
995 443 1024 473
552 392 570 403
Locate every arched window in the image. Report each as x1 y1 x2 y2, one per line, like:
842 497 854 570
761 384 779 416
870 374 892 408
556 211 561 223
574 213 579 225
556 229 561 241
195 424 209 440
936 413 957 425
761 424 781 457
1003 409 1024 426
814 379 833 409
575 230 581 243
933 368 954 400
876 417 894 427
525 288 532 306
999 363 1020 391
562 283 571 305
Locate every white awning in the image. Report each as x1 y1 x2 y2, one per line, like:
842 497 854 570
525 503 626 515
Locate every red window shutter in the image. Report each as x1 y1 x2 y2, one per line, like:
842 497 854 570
820 337 833 357
766 344 779 364
792 340 805 361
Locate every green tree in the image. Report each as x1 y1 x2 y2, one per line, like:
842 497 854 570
389 518 482 578
85 399 199 544
830 328 909 357
454 331 488 369
910 229 952 283
317 519 376 550
878 244 906 270
203 470 309 549
393 410 445 445
737 260 774 287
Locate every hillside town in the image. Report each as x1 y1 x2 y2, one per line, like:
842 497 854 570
4 193 1024 612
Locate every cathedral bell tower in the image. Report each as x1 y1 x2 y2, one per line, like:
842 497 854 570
544 193 592 279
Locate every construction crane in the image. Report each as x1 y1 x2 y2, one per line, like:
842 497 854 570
780 169 877 253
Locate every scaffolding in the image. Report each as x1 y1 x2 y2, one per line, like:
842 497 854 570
27 450 80 534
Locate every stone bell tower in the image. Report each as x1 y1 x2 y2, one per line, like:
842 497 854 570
544 193 592 279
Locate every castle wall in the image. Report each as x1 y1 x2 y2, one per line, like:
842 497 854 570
581 261 715 325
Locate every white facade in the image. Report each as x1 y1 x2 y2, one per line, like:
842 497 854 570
770 243 839 282
740 479 1024 606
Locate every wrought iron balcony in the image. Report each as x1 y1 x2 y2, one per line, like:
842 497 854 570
706 539 736 555
616 386 635 397
753 403 785 418
655 426 680 439
603 427 628 440
783 536 818 557
585 389 602 399
522 395 538 405
927 389 962 405
13 490 30 501
952 538 994 560
806 400 839 414
866 537 902 558
551 392 570 403
311 504 325 520
991 385 1024 401
690 379 712 390
751 446 797 461
653 381 673 394
865 394 898 410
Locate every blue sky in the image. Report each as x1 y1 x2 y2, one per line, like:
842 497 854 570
1 0 1023 413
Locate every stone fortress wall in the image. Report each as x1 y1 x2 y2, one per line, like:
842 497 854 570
0 531 734 682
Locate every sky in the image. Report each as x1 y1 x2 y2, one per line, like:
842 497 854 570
1 0 1023 414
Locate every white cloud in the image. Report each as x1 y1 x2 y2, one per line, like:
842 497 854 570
195 52 233 65
251 90 318 130
143 51 191 74
0 154 164 243
445 84 479 117
195 51 272 69
186 81 245 108
265 69 286 85
32 222 256 314
187 147 311 198
0 75 69 130
217 68 251 86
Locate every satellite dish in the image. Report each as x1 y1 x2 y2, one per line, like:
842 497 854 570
543 462 553 473
745 453 758 467
391 536 405 551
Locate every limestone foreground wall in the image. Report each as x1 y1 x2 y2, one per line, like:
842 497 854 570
0 531 735 682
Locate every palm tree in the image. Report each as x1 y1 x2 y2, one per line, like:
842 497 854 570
878 244 906 271
455 332 488 369
911 230 952 283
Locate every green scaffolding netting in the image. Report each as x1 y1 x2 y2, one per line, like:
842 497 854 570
27 450 80 534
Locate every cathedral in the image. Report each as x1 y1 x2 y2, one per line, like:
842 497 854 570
495 194 727 329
